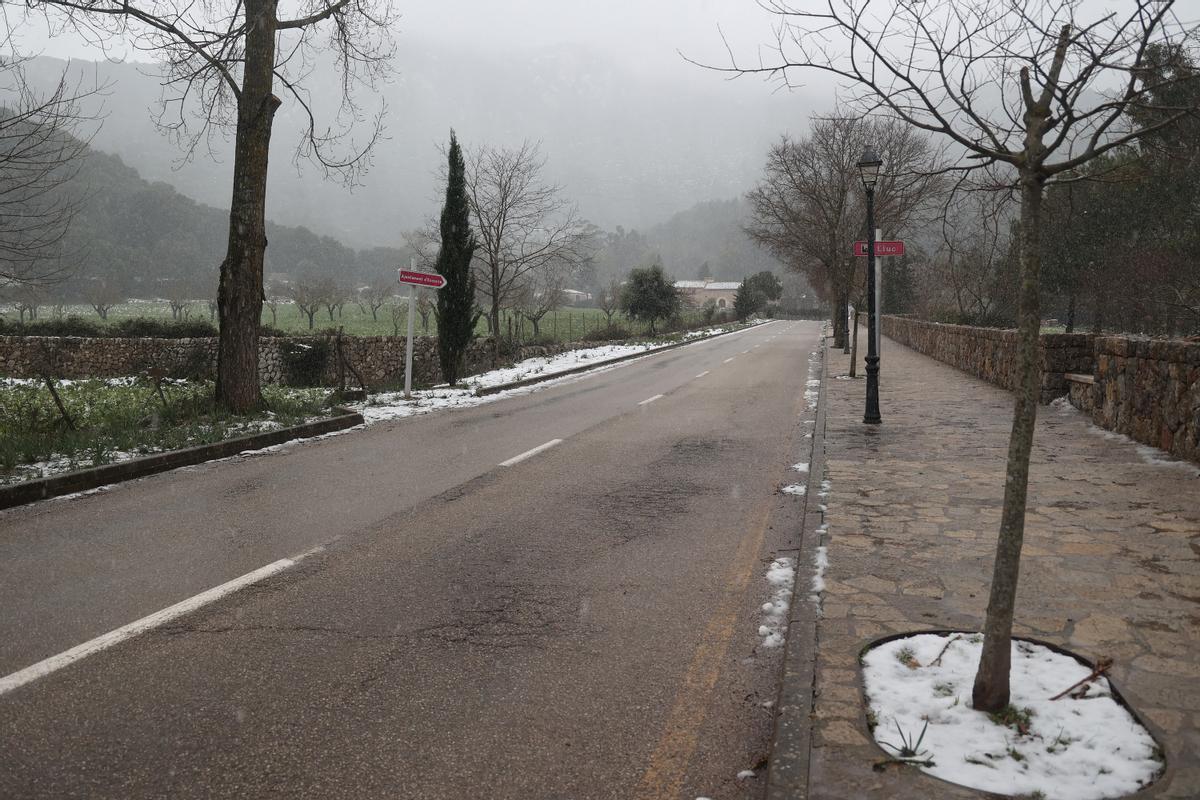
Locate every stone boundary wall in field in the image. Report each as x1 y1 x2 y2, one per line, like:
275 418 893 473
880 316 1094 404
0 334 567 388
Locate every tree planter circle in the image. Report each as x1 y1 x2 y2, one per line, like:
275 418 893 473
859 631 1163 799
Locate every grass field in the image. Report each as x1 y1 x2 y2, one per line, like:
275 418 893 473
0 378 331 486
12 300 717 341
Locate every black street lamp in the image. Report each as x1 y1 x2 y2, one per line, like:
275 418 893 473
857 147 883 425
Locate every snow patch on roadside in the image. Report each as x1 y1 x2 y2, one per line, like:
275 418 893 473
780 484 806 497
862 633 1162 800
758 557 795 649
791 461 809 473
1053 398 1199 477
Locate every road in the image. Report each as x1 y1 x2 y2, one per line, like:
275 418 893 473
0 320 824 799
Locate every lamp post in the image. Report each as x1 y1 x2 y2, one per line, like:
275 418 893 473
857 147 883 425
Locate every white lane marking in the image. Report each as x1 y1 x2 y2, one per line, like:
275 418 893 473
724 356 737 364
638 394 665 406
694 371 710 378
0 545 325 696
499 438 563 467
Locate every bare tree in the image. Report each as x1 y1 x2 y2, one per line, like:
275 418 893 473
85 278 123 320
596 279 622 324
515 259 572 338
0 54 97 289
321 278 347 323
358 278 391 322
724 0 1196 711
287 274 326 330
264 280 287 327
746 116 942 348
465 141 593 363
415 289 433 333
9 285 44 321
162 278 192 321
937 191 1016 323
24 0 395 411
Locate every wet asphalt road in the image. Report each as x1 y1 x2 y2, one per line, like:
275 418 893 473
0 320 823 799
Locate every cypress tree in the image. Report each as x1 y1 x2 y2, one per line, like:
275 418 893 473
434 131 477 385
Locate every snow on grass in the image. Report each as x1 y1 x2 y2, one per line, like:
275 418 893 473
355 345 660 424
862 633 1162 800
780 484 806 497
758 557 795 649
463 343 655 389
792 461 809 473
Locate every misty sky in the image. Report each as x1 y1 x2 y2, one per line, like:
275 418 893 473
24 0 792 89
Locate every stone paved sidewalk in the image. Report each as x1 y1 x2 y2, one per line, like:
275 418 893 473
805 336 1200 799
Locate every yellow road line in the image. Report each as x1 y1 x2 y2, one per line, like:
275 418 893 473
634 502 773 800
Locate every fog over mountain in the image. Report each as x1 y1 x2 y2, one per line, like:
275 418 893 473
24 33 823 250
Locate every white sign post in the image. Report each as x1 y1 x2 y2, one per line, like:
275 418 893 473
397 261 448 400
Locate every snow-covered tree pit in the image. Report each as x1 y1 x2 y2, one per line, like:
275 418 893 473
861 633 1162 800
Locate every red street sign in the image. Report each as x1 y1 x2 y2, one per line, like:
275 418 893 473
853 240 905 257
398 269 446 289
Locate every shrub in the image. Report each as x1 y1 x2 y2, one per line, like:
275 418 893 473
278 338 331 387
0 316 219 339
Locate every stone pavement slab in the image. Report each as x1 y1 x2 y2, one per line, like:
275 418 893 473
804 335 1199 799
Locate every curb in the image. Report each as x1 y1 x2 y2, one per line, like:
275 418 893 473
472 322 768 397
0 407 364 511
766 328 830 799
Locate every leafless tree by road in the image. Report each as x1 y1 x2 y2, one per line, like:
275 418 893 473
22 0 395 410
464 140 593 363
722 0 1197 711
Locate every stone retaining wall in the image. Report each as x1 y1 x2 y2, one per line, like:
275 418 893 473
1069 336 1200 463
0 334 566 388
880 316 1094 403
882 315 1200 464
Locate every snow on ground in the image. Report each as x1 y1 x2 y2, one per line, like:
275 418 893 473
862 633 1162 800
780 484 806 496
355 344 662 424
791 461 809 473
758 557 795 648
464 343 655 389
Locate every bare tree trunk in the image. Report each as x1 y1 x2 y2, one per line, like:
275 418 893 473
842 289 851 354
215 0 279 413
490 260 501 367
973 170 1044 713
850 307 860 378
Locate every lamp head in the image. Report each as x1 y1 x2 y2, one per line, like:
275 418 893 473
858 147 883 189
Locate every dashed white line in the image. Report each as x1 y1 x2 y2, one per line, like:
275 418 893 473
638 394 665 406
0 545 326 696
694 371 710 378
499 438 564 467
724 356 737 363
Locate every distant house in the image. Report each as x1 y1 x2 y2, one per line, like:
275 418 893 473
561 288 593 306
674 278 740 309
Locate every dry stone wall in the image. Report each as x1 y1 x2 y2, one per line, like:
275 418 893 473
1069 336 1200 463
0 334 566 388
880 316 1094 403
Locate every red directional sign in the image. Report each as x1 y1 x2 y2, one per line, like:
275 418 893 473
853 240 906 257
398 268 447 289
